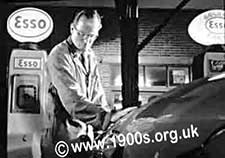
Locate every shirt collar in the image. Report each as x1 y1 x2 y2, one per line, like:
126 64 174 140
66 36 81 58
66 36 92 59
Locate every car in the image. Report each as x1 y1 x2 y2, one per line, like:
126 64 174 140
103 72 225 158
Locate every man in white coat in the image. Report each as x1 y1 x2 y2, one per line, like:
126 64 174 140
41 9 113 158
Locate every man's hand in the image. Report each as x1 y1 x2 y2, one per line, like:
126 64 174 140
111 106 138 122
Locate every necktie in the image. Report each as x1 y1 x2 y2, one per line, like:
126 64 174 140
80 53 89 72
80 53 90 91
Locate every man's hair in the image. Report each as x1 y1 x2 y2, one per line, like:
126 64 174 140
72 9 102 27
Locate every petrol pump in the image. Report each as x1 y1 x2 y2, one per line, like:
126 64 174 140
7 7 53 158
8 48 47 134
188 9 225 79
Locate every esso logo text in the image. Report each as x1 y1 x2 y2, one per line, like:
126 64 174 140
7 7 53 43
14 58 41 69
206 17 225 34
14 16 47 29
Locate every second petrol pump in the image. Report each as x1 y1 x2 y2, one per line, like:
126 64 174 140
188 9 225 78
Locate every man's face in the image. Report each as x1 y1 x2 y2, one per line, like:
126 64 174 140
71 15 101 51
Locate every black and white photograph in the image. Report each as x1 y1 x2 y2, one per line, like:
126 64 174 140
1 0 225 158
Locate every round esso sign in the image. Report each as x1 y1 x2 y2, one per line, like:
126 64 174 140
7 7 53 43
188 9 225 46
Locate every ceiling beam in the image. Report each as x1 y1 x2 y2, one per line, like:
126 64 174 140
137 0 191 53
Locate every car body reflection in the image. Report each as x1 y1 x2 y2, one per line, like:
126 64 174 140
106 72 225 158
